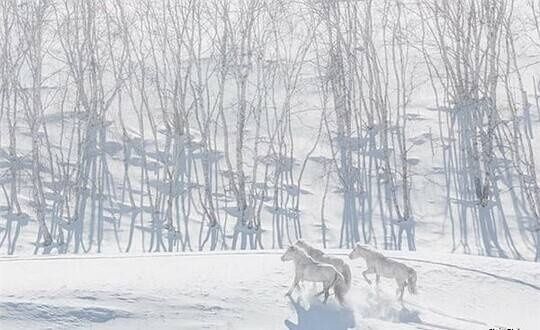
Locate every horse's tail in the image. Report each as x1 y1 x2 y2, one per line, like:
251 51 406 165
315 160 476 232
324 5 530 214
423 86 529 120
342 263 352 292
407 269 417 295
332 271 347 306
334 276 347 306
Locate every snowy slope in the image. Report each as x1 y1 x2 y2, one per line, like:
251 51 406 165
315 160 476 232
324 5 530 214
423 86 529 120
1 251 539 330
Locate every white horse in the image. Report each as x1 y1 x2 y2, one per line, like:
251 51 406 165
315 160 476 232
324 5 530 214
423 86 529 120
295 240 352 295
281 245 346 305
349 244 417 302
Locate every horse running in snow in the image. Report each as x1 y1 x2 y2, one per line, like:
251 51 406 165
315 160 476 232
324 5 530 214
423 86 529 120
348 244 417 302
295 240 352 296
281 245 346 305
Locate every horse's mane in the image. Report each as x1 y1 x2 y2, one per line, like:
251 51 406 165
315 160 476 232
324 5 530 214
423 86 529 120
291 246 318 264
296 240 324 258
357 245 386 259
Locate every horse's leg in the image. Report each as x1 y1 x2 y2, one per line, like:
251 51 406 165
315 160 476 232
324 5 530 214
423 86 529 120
323 286 330 303
286 274 300 296
376 274 380 287
316 280 330 297
400 282 407 302
317 284 337 297
395 279 405 302
362 268 373 285
318 280 332 303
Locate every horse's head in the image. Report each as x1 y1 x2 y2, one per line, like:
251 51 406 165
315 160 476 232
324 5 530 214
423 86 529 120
349 243 367 259
281 245 298 262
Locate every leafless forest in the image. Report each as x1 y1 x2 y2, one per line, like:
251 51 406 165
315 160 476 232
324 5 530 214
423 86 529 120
1 0 540 260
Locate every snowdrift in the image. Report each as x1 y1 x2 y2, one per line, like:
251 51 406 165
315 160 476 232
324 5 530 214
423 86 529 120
1 251 539 329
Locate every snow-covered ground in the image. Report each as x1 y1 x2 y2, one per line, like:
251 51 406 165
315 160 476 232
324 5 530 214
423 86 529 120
1 1 540 329
1 250 539 329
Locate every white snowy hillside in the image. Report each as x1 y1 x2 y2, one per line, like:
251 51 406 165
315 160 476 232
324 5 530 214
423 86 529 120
1 0 540 328
1 251 539 330
1 0 540 259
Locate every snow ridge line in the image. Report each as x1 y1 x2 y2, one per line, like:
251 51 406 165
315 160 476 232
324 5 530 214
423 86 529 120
391 257 540 291
0 249 284 262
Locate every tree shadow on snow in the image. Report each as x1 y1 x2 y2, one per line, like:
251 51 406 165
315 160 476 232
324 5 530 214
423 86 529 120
285 296 355 330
